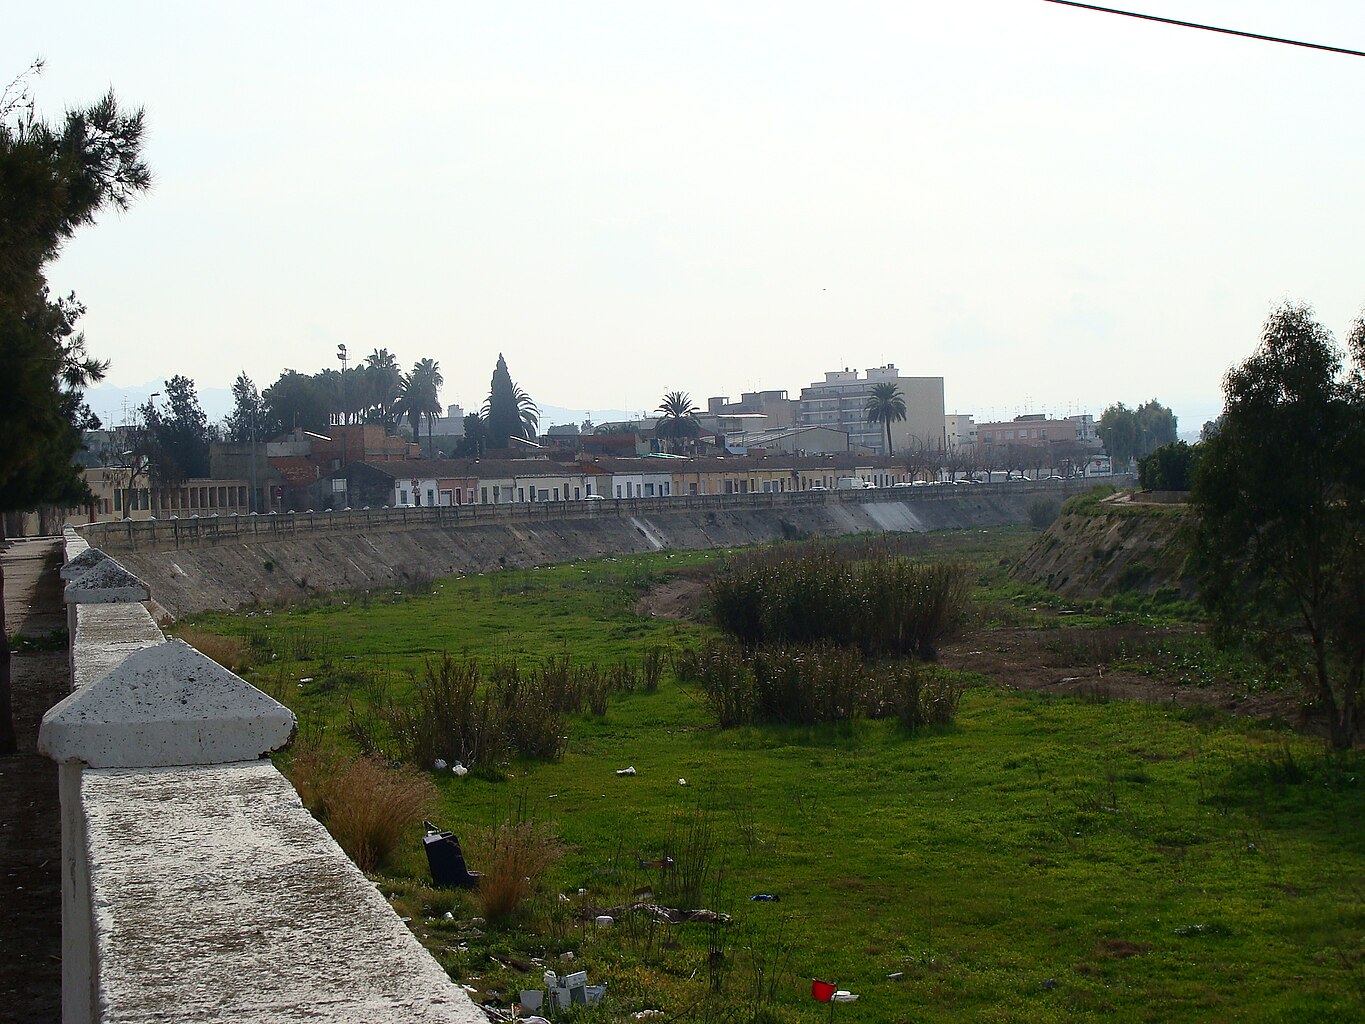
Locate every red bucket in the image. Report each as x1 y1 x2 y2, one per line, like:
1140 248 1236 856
811 979 836 1003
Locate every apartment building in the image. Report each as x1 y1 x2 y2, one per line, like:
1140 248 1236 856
797 365 945 456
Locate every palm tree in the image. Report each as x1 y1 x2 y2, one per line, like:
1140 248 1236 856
364 348 403 427
656 391 701 454
399 358 443 456
513 384 540 439
864 382 907 456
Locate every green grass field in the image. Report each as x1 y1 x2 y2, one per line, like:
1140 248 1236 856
183 529 1365 1022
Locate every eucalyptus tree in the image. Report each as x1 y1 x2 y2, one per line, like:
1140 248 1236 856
863 382 907 456
1190 303 1365 749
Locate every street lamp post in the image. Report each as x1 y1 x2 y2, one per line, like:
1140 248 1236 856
249 384 259 514
336 344 348 426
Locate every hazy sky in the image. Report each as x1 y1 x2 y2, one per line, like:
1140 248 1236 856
9 1 1364 431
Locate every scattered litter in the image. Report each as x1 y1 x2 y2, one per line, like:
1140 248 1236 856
595 915 614 927
547 793 559 799
561 951 575 961
833 991 858 1003
887 971 904 981
616 766 637 776
434 759 448 771
298 677 313 683
519 989 545 1013
633 1012 665 1022
452 763 469 777
443 911 454 920
1041 978 1059 990
678 778 687 786
749 893 780 902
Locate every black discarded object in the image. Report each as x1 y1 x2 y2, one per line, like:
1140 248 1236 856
423 821 482 889
749 893 780 902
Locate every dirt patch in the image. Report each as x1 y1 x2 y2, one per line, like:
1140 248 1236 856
938 624 1307 729
635 575 711 621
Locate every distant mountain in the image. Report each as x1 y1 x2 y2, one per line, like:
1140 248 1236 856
536 404 647 431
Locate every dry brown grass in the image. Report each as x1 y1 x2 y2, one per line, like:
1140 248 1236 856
468 818 564 922
174 625 253 672
288 744 436 872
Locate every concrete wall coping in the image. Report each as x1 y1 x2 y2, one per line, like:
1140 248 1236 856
61 546 111 580
70 604 166 692
62 557 151 605
82 761 485 1023
64 524 91 559
40 639 296 768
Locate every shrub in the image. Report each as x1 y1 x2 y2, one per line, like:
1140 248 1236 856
468 817 564 922
380 654 505 768
289 745 436 872
379 654 571 767
1138 440 1197 490
494 662 570 761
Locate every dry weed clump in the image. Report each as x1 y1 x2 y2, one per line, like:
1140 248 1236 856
288 744 436 872
468 818 564 922
174 625 252 672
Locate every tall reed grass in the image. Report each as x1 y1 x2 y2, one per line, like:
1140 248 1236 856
677 638 964 727
709 540 971 658
375 647 671 768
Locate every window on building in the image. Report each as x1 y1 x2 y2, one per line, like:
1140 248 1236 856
400 489 409 504
480 487 488 503
427 488 435 505
645 483 655 496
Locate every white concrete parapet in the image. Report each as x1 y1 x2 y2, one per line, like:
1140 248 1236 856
44 528 484 1024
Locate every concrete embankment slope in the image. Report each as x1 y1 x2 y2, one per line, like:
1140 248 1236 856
95 489 1067 619
1010 491 1194 601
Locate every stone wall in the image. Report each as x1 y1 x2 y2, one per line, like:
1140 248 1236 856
39 528 485 1023
82 484 1101 618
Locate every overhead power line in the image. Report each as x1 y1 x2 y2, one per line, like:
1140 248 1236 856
1041 0 1365 58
